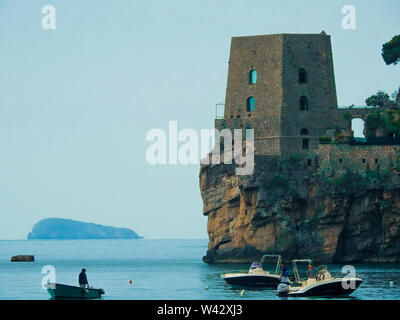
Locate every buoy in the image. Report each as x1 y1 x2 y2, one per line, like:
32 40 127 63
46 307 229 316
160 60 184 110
129 280 132 284
240 290 245 296
205 286 209 290
390 281 394 287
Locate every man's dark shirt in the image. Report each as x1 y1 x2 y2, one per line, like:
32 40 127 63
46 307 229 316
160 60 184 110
281 266 289 277
79 272 88 285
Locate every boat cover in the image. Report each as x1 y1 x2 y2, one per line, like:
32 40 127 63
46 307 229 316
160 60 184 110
250 261 261 269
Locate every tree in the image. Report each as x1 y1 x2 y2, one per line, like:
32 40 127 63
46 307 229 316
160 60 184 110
365 90 396 107
385 109 400 136
382 35 400 65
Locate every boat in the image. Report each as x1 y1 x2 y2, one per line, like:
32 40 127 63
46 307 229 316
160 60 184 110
276 259 363 297
221 254 285 289
45 283 105 299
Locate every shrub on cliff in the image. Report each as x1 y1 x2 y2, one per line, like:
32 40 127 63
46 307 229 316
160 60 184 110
365 91 396 107
382 34 400 65
365 112 386 137
333 170 366 194
335 133 347 143
261 156 304 203
319 135 332 143
385 109 400 135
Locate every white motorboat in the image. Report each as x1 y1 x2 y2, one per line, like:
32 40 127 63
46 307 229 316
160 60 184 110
276 259 363 297
221 254 285 289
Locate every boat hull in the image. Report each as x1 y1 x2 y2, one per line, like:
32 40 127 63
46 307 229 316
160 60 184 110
45 283 104 299
280 278 363 297
222 274 280 289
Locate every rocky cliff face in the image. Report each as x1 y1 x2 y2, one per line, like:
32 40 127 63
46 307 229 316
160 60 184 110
200 155 400 263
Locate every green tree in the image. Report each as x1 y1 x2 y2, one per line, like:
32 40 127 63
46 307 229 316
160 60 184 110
386 109 400 135
365 90 396 107
382 35 400 65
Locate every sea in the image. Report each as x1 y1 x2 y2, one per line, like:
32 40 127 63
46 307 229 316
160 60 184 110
0 239 399 300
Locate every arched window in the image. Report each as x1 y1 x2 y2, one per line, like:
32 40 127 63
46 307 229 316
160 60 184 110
300 96 309 111
300 128 309 135
249 70 257 84
299 68 307 83
246 96 255 112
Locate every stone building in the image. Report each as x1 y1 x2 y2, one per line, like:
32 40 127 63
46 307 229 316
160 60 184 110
214 31 399 163
200 32 400 263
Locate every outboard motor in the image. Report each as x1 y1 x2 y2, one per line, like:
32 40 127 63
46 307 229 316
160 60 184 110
277 283 289 296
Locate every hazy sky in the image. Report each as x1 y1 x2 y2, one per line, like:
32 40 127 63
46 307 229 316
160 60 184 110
0 0 399 239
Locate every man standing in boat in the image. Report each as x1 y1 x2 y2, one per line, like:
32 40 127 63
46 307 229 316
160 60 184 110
79 268 89 288
279 262 290 284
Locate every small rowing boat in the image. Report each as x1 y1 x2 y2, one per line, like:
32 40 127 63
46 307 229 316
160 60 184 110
45 283 105 299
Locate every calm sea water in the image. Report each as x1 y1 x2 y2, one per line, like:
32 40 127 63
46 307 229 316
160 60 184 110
0 239 399 300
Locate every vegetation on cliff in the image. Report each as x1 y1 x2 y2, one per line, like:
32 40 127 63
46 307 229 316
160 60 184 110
365 91 396 107
364 35 400 107
382 34 400 65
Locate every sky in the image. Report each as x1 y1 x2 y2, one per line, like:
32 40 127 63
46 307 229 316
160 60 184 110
0 0 399 239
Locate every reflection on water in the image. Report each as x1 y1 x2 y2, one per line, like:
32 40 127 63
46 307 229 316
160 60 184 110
0 239 398 300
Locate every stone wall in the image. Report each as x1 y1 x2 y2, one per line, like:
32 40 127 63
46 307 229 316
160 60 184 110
316 144 400 174
223 34 283 123
280 33 339 156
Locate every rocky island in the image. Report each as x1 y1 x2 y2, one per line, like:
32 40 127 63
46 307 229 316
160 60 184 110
200 32 400 264
27 218 142 240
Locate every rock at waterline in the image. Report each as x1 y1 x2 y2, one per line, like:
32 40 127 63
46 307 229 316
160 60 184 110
27 218 142 240
11 255 34 262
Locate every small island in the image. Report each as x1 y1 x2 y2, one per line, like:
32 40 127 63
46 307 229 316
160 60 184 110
27 218 142 240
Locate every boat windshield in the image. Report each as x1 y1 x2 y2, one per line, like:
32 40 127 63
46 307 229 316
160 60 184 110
292 259 314 282
260 254 282 275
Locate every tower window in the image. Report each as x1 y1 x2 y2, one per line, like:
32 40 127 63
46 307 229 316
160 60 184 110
299 68 307 83
302 139 309 150
249 70 257 84
246 96 255 112
300 96 309 111
300 128 309 135
307 159 312 166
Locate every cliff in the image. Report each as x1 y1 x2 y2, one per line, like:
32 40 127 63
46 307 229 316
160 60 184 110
200 155 400 263
27 218 142 240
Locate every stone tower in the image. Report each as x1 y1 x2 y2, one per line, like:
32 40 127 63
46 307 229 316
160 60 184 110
215 32 339 157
